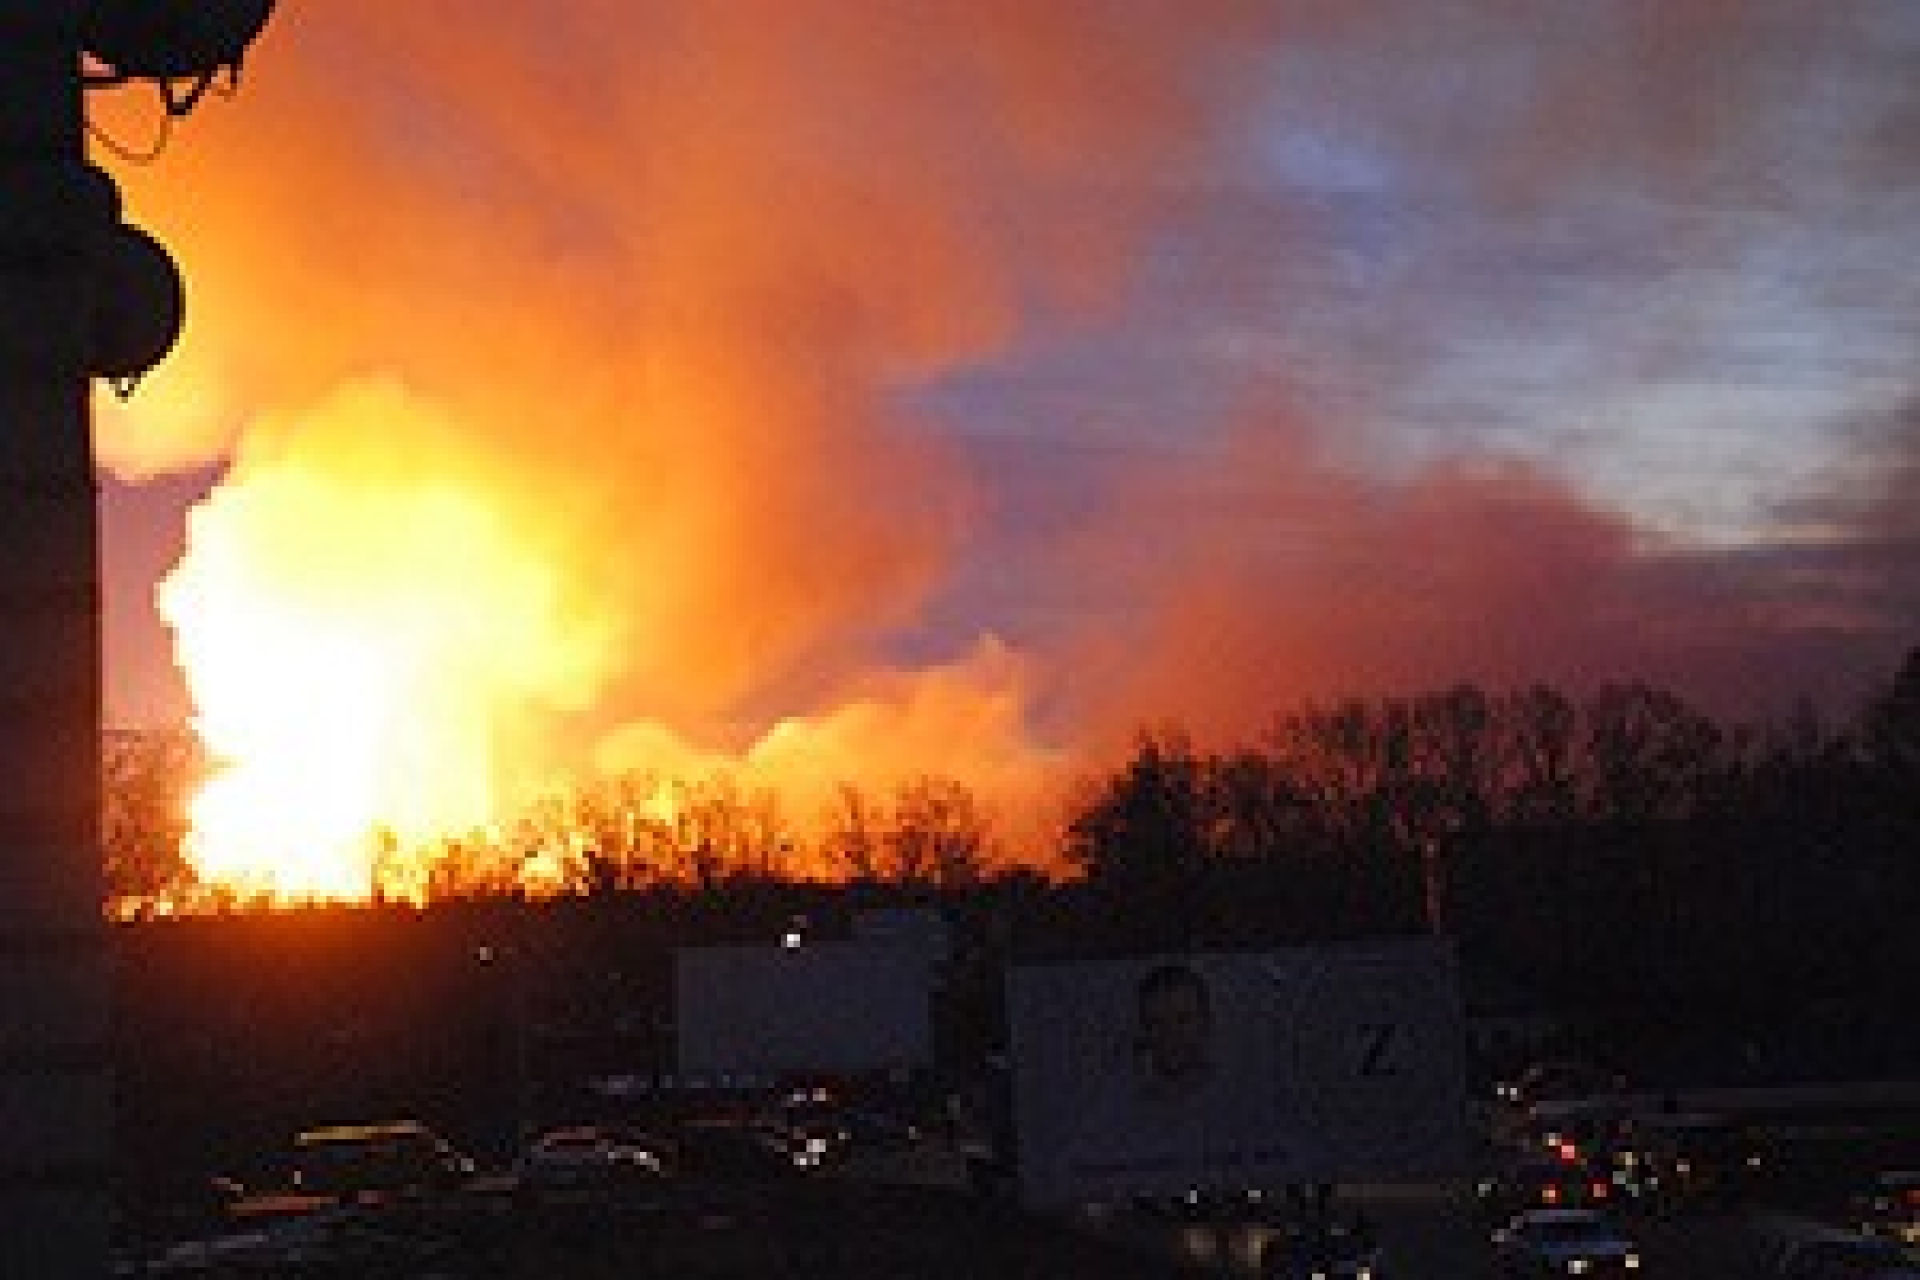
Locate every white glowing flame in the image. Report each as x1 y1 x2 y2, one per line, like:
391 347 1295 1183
158 380 605 902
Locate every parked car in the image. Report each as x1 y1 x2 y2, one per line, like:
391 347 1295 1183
1490 1207 1643 1277
1760 1218 1920 1279
1477 1152 1618 1221
671 1119 812 1182
1258 1217 1384 1279
1609 1109 1763 1211
284 1121 478 1207
130 1203 454 1277
1853 1170 1920 1249
1495 1060 1627 1109
1520 1097 1634 1167
515 1125 674 1196
839 1105 923 1151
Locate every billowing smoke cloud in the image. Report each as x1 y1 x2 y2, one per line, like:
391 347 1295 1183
1040 396 1917 755
88 2 1918 876
91 2 1287 868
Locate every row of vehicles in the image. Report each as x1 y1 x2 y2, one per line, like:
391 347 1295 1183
1480 1059 1920 1277
1478 1104 1763 1224
1535 1101 1765 1210
1479 1159 1920 1278
1486 1205 1920 1278
118 1096 921 1275
1486 1058 1775 1218
1496 1088 1920 1220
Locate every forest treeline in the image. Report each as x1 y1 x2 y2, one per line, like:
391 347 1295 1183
106 646 1918 913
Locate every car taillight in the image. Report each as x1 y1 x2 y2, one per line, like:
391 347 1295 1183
1591 1181 1610 1200
1542 1185 1560 1203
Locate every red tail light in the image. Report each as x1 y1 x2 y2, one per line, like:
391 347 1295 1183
1591 1181 1610 1200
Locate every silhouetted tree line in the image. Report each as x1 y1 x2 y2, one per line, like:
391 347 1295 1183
105 647 1920 986
1056 652 1919 1011
1068 679 1807 884
102 760 1000 911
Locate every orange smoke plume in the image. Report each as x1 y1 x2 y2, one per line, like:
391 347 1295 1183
97 3 1276 897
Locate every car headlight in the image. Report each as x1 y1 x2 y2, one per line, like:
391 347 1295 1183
1624 1253 1641 1269
1567 1259 1590 1275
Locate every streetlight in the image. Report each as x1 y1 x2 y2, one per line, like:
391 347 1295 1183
1421 834 1447 936
782 912 810 949
84 0 275 115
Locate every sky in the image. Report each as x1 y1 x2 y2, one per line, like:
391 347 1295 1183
87 1 1920 853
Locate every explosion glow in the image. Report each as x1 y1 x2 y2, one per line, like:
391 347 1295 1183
154 379 1063 902
159 380 609 900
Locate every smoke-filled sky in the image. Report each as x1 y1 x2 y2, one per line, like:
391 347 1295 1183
92 1 1919 833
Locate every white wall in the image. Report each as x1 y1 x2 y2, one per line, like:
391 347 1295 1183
1007 936 1471 1204
674 940 934 1076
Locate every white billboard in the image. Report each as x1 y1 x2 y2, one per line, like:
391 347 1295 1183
1007 937 1469 1204
675 940 934 1076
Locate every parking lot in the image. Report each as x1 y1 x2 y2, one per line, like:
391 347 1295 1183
121 1162 1223 1277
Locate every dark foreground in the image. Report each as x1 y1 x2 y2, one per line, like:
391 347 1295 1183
120 1176 1221 1279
